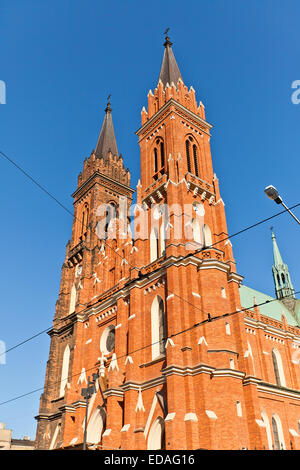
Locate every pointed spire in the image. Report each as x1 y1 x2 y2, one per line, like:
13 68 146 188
271 228 295 300
158 29 183 87
271 230 284 267
95 95 119 159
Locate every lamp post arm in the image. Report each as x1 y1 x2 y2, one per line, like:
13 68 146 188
281 201 300 225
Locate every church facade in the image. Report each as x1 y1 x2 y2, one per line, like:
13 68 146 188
35 35 300 450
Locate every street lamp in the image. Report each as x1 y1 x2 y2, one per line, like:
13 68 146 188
264 185 300 225
81 373 99 450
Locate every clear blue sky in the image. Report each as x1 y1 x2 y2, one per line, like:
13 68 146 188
0 0 299 439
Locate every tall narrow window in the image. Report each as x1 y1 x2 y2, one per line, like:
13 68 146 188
151 296 166 359
81 212 86 234
272 414 285 449
193 145 199 177
69 284 77 314
272 417 280 450
154 148 158 174
150 228 159 262
272 349 286 387
192 219 202 245
160 142 165 168
59 345 70 397
160 220 166 256
203 224 212 247
81 203 89 234
158 298 166 355
261 410 273 450
186 140 191 173
236 401 242 417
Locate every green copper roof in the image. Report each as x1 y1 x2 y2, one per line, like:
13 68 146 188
271 231 284 267
271 230 295 300
239 285 299 327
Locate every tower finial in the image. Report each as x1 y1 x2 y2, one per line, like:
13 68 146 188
163 27 172 47
105 94 112 113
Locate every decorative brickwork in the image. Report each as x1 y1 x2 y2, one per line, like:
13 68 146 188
35 37 300 451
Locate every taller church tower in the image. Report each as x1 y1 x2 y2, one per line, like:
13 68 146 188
35 34 297 451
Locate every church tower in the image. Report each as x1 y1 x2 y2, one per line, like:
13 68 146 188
271 230 295 301
35 33 300 451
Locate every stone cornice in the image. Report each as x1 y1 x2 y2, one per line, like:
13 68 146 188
72 170 134 201
162 363 215 378
136 99 213 139
257 381 300 401
244 316 300 341
121 375 165 392
211 369 245 380
103 387 124 398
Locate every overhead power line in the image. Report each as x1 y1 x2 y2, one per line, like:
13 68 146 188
0 148 299 363
0 289 299 407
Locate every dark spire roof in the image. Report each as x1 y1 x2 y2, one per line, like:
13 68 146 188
158 30 183 87
95 96 119 159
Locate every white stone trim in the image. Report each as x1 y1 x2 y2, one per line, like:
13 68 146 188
144 394 158 437
165 412 176 422
166 294 174 301
184 413 198 422
255 419 266 428
205 410 217 420
121 424 130 432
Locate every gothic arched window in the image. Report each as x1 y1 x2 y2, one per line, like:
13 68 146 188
192 218 202 245
185 139 191 173
271 415 285 449
81 203 89 234
272 349 286 387
160 142 165 169
154 147 158 174
193 144 199 177
153 139 165 179
147 417 165 450
86 407 106 445
203 224 212 247
104 203 117 239
272 417 280 450
261 410 273 450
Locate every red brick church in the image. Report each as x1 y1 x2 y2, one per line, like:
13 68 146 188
35 34 300 450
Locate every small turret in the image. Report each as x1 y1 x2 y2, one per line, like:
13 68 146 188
271 229 295 301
